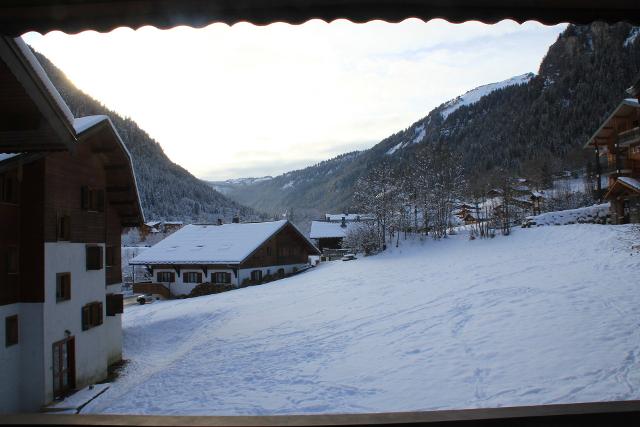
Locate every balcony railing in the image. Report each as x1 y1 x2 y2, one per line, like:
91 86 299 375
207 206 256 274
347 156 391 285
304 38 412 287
618 127 640 147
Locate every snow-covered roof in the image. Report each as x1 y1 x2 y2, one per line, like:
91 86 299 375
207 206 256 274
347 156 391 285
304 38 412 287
617 176 640 192
164 221 184 225
14 38 75 127
73 115 109 134
131 220 290 265
0 153 21 162
584 98 640 148
310 221 348 239
145 221 162 227
325 213 374 222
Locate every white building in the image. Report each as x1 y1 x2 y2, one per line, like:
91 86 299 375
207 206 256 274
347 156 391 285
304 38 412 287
0 37 143 413
130 220 320 296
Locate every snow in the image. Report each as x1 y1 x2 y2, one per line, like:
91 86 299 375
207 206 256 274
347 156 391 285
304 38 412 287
282 181 295 190
0 153 21 162
309 221 349 239
618 176 640 192
15 38 75 126
73 115 109 134
412 124 426 144
386 124 426 155
385 141 404 155
84 224 640 415
47 384 110 413
624 27 640 47
130 220 289 265
440 73 534 119
325 214 374 222
524 204 610 226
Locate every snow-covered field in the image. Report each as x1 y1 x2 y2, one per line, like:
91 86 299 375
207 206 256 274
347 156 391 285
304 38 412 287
85 225 640 415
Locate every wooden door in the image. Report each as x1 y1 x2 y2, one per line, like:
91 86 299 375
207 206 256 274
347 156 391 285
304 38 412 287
52 337 75 399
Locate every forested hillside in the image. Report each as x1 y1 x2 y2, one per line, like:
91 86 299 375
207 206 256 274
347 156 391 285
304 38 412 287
220 23 640 226
34 51 260 223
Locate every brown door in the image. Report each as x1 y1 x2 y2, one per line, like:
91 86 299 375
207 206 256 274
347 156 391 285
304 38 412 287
52 337 76 399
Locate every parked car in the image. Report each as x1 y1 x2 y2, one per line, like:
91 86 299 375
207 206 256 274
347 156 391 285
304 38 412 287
341 254 357 261
136 294 155 305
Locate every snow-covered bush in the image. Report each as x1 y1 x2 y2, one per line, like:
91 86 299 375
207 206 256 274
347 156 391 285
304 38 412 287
342 222 381 255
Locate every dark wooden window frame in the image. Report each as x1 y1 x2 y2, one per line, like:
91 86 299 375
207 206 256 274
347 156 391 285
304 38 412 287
56 272 71 302
213 272 231 284
86 245 103 271
156 271 175 282
5 314 18 347
81 301 103 331
5 245 18 274
106 293 124 316
57 214 71 241
105 246 114 268
52 337 75 399
81 186 105 213
183 271 202 284
250 270 263 282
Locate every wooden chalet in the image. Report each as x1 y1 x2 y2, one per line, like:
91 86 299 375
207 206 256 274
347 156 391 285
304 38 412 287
585 98 640 223
0 36 143 413
130 220 320 296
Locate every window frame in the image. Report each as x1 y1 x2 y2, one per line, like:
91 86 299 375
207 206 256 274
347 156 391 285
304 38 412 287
183 271 202 284
57 214 71 241
81 302 103 331
85 245 104 271
156 271 175 282
213 272 231 284
250 270 263 282
56 272 71 302
5 315 18 347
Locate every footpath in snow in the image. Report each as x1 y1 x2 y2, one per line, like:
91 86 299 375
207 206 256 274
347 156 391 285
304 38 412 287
84 224 640 415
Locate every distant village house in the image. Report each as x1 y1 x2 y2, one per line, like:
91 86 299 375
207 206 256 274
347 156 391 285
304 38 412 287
130 220 320 297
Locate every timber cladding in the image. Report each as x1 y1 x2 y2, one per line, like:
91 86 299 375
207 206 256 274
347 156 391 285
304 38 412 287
44 147 108 244
240 222 318 269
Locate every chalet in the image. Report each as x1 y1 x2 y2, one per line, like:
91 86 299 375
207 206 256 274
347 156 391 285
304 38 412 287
584 98 640 223
0 37 143 413
130 220 320 296
310 213 373 251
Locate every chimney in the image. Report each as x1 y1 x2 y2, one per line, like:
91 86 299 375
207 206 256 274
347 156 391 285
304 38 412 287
232 216 240 224
217 218 223 225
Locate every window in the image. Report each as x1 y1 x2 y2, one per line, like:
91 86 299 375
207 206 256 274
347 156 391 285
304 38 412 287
213 272 231 284
57 214 71 241
157 271 175 282
106 293 124 316
250 270 262 282
81 186 105 212
56 273 71 302
0 173 18 204
183 272 202 283
266 246 272 256
5 315 18 347
105 246 114 267
6 246 18 274
81 302 103 331
86 246 103 270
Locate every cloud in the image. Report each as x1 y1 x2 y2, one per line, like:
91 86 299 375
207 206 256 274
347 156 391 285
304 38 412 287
23 20 566 179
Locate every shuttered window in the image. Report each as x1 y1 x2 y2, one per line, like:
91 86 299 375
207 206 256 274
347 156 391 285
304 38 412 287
183 272 202 283
106 294 124 316
250 270 262 282
57 215 71 241
157 271 175 282
82 302 103 331
86 246 103 270
56 273 71 302
81 186 105 212
5 315 18 347
213 272 231 284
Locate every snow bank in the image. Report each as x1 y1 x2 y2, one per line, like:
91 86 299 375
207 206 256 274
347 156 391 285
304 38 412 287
85 225 640 416
523 204 610 227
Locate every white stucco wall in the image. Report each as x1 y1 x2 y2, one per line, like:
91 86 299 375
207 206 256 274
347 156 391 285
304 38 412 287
0 303 46 414
238 264 307 286
42 242 119 405
0 303 22 413
153 267 239 296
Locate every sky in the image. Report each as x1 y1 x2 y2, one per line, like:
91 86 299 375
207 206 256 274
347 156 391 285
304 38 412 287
23 20 567 181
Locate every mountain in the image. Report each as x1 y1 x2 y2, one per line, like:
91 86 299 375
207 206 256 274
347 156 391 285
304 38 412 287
219 23 640 228
33 51 261 224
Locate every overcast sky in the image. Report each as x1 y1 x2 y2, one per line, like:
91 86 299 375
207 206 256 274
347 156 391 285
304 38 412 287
23 20 566 181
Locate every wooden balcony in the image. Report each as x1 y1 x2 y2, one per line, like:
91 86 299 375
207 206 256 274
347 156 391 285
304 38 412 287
618 127 640 147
